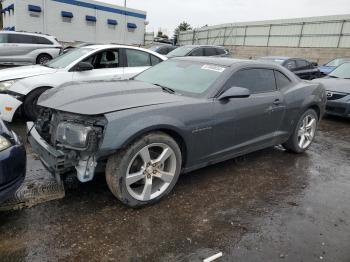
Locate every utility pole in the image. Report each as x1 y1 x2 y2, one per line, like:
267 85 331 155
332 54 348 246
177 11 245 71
124 0 127 44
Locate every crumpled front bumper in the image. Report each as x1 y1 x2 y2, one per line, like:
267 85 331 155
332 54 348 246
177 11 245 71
27 122 75 174
0 94 22 122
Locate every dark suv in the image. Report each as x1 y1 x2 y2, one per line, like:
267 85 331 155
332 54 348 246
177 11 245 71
260 56 321 80
167 45 230 58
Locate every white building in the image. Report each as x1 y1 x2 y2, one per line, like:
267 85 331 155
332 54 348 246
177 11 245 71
1 0 147 45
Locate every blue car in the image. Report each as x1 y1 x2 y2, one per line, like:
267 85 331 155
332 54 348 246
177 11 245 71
319 58 350 76
0 120 26 203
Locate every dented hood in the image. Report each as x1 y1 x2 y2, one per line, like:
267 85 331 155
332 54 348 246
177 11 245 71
38 80 185 115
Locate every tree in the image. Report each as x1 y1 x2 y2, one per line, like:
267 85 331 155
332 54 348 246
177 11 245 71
174 22 192 36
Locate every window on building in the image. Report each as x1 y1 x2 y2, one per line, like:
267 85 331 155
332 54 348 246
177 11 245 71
226 68 277 93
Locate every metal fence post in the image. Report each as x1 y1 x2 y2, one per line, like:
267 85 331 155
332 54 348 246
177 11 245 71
337 20 345 48
297 22 305 48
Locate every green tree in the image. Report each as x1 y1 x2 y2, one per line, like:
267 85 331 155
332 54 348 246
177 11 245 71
174 22 192 36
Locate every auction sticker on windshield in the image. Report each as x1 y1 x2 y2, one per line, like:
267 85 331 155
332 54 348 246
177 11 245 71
201 64 226 73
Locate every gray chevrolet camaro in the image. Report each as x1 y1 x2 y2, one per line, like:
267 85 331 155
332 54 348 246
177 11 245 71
28 57 326 207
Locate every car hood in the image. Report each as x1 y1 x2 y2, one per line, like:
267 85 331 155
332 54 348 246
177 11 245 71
38 80 187 115
0 65 57 82
313 77 350 93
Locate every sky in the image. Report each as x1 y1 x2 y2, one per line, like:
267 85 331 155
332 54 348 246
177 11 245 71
96 0 350 36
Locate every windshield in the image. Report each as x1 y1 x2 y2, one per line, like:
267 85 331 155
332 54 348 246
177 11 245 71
134 60 226 95
328 62 350 79
167 46 194 57
45 48 93 69
148 46 161 51
325 58 349 67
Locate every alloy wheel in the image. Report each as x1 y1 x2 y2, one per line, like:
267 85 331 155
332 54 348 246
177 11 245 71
297 114 317 149
125 143 177 201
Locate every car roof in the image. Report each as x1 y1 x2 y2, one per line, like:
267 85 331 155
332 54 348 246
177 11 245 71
0 31 55 38
80 44 168 59
260 56 290 61
172 56 267 67
180 45 226 49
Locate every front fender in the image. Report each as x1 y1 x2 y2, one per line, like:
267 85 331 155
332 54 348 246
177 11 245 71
9 72 69 95
100 112 189 154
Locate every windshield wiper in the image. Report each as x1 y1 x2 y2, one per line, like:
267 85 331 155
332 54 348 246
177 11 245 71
328 75 338 78
153 83 176 94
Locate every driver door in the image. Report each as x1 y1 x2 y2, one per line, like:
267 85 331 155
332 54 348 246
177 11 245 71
212 68 286 158
72 48 124 82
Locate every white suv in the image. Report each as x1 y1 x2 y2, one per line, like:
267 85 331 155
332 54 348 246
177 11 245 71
0 45 167 121
0 31 62 65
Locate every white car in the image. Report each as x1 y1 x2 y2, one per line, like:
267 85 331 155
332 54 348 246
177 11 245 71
0 45 167 122
0 31 62 65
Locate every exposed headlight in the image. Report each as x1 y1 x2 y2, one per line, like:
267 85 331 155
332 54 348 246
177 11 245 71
0 80 17 92
0 135 11 151
56 122 93 149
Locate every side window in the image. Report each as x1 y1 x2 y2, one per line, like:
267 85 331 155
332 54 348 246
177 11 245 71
284 60 297 70
274 70 292 89
150 55 162 66
204 47 217 56
125 49 151 67
296 59 309 68
190 48 204 56
0 34 8 43
216 48 226 55
227 68 276 94
33 36 53 45
84 49 119 69
8 34 33 44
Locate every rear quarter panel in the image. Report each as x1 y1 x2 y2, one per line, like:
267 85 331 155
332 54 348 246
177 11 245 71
280 80 326 136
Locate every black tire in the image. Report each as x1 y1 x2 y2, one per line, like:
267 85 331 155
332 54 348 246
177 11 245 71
282 109 318 153
106 132 182 207
36 54 52 65
23 87 50 121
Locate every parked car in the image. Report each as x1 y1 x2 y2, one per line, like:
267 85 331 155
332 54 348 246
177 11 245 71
0 119 26 204
62 42 95 54
28 57 326 207
318 57 350 76
259 56 320 80
313 62 350 118
0 45 167 122
148 44 178 55
167 45 230 58
0 31 62 65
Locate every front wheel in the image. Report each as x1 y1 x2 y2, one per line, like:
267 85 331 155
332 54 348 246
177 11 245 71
106 132 182 207
23 87 50 121
283 109 318 153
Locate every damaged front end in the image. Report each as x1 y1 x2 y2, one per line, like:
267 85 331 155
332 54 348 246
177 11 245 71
27 109 107 182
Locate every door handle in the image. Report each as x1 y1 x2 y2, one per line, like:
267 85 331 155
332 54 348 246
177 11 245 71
273 99 281 106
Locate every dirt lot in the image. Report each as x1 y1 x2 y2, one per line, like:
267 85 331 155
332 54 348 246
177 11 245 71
0 116 349 262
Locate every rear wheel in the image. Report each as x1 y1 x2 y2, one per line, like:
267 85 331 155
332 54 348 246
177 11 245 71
283 109 318 153
36 54 52 65
106 132 182 207
23 87 50 121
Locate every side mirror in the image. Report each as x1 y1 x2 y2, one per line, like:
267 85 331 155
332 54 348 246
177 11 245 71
218 86 250 100
75 62 94 72
311 62 318 67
